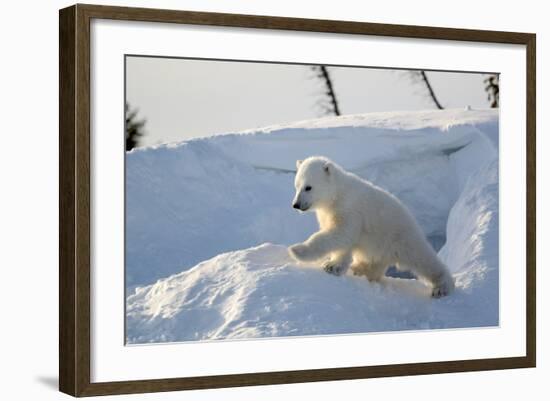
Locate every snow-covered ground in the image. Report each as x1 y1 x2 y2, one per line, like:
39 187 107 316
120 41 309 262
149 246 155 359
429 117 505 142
125 109 499 344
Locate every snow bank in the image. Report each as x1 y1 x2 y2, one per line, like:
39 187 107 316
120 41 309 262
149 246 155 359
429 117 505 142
127 244 432 343
126 109 499 343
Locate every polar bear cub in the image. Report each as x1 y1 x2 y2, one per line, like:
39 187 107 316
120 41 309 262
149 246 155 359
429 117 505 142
288 156 454 298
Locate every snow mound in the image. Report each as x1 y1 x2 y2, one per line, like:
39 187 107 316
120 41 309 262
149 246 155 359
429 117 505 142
127 244 431 343
126 109 499 343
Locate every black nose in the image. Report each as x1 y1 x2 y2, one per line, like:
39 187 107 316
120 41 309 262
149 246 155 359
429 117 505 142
293 202 300 209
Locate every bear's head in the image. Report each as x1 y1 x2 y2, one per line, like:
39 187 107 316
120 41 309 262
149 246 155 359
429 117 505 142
292 156 337 212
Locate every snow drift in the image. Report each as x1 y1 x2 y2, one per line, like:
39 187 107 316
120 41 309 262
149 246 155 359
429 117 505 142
125 109 499 344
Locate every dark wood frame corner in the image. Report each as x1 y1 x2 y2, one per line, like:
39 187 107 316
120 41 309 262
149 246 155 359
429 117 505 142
59 3 536 397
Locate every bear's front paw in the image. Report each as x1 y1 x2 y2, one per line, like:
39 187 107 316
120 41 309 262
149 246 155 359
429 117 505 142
288 243 310 261
323 262 347 276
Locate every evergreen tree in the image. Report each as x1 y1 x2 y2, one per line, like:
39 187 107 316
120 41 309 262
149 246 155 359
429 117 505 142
125 103 146 151
484 74 499 108
311 65 341 116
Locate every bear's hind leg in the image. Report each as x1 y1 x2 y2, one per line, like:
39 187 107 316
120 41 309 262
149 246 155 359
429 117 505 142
323 251 352 276
401 252 455 297
430 271 455 298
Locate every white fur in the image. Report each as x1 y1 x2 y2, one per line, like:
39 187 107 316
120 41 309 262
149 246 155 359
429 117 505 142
289 156 454 298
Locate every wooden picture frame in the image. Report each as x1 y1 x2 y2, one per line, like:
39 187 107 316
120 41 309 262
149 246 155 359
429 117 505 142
59 3 536 397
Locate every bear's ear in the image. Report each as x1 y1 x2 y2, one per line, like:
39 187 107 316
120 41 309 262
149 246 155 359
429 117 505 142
323 162 332 175
296 160 303 169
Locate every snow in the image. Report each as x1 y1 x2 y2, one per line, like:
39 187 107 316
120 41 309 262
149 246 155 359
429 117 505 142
125 108 499 344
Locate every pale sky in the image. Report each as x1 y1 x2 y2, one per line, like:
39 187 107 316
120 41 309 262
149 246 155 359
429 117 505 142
126 56 493 146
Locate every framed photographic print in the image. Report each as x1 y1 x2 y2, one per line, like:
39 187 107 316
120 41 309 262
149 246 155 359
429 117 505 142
59 4 536 397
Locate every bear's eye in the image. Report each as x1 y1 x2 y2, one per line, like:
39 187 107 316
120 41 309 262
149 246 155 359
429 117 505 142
305 186 312 192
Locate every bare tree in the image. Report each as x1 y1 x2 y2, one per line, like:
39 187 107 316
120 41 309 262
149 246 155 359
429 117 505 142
125 103 146 151
409 70 444 110
311 65 341 116
484 74 499 108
